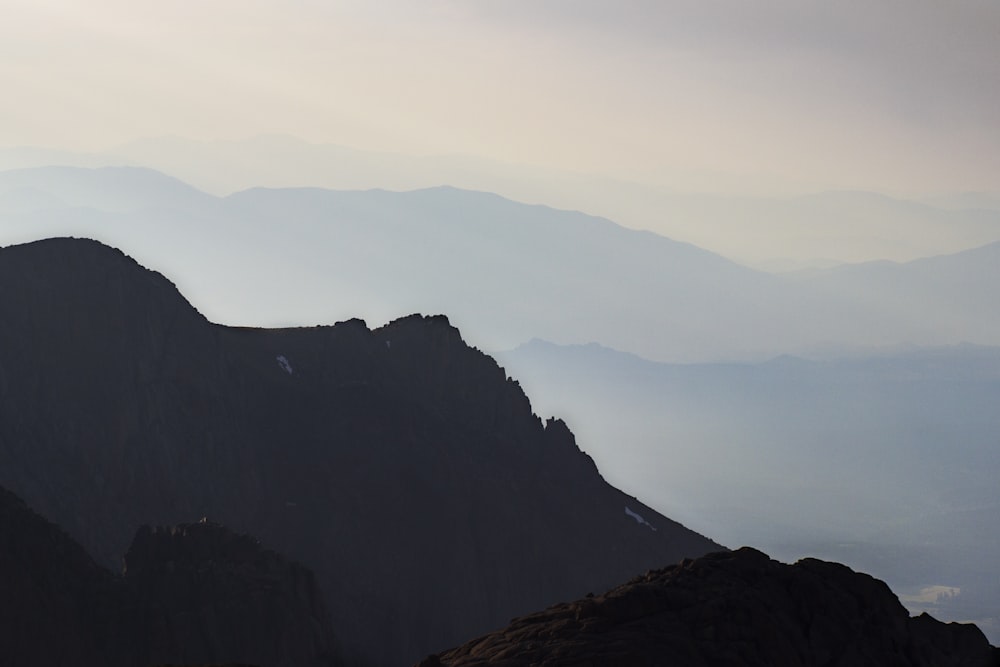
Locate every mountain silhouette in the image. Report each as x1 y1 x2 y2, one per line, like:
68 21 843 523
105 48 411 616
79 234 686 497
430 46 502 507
0 237 721 665
416 547 999 667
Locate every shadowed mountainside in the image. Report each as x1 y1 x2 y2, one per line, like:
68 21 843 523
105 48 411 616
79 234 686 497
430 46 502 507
0 485 338 667
417 547 999 667
0 237 721 666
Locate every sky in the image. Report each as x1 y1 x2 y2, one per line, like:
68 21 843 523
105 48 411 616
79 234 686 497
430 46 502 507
2 0 999 197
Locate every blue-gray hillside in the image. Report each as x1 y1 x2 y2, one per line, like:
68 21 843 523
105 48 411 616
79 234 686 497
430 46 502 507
4 166 1000 362
7 137 999 266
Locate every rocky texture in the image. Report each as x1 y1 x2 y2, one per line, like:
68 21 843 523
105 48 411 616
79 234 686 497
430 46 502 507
122 520 339 667
418 547 999 667
0 484 338 667
0 238 722 666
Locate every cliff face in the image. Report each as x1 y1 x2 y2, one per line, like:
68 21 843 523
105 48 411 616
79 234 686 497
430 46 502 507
0 238 722 666
419 547 999 667
0 485 337 667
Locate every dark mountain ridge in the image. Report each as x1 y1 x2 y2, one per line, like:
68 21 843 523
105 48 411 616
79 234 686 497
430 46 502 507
418 547 999 667
0 237 721 666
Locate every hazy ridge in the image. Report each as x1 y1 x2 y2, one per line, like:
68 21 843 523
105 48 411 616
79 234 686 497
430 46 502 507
2 163 997 644
3 165 1000 363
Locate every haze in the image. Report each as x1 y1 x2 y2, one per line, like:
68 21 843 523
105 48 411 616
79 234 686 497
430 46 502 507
2 0 999 644
4 1 998 199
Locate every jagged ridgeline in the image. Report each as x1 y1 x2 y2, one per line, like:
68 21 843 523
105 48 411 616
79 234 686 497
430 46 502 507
0 238 721 666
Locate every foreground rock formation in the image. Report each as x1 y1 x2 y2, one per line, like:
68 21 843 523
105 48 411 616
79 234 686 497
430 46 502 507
0 484 338 667
418 547 998 667
0 237 721 665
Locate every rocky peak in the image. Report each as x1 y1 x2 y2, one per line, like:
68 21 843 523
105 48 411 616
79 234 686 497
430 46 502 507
0 238 723 666
419 547 999 667
124 520 268 575
122 520 338 667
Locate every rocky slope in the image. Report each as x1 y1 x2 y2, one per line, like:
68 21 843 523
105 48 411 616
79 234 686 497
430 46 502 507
0 237 722 666
418 547 999 667
0 484 337 667
0 485 114 666
122 520 339 667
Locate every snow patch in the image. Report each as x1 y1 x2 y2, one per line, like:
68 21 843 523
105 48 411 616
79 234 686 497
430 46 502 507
625 506 657 531
276 355 293 374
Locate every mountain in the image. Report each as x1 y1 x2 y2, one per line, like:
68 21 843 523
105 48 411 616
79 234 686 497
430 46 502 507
0 237 721 666
417 547 999 667
634 189 1000 267
0 484 338 667
5 166 1000 362
787 241 1000 342
8 137 999 266
496 339 1000 642
122 519 338 666
1 166 777 360
0 165 217 214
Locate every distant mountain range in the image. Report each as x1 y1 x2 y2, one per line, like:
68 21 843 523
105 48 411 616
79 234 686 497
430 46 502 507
3 137 999 265
3 166 1000 363
0 238 720 666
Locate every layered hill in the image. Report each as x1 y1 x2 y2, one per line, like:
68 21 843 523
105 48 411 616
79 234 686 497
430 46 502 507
7 138 1000 266
417 547 999 667
0 484 337 667
4 166 1000 362
0 237 721 666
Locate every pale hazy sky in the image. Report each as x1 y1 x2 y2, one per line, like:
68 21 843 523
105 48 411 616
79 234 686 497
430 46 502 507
2 0 998 195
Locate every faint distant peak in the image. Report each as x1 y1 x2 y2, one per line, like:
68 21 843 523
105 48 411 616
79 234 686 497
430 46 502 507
919 191 1000 212
0 164 217 214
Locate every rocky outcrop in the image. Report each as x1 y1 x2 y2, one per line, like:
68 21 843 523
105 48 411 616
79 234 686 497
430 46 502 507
122 521 339 667
418 547 999 667
0 238 722 666
0 484 338 667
